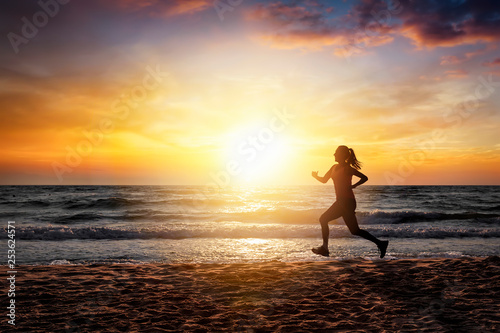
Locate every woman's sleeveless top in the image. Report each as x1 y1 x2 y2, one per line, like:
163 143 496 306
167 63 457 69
332 165 355 199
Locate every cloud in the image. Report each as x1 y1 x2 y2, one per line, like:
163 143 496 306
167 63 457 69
418 75 442 82
483 58 500 67
440 44 498 65
394 0 500 48
109 0 212 17
246 1 326 27
0 0 212 36
445 69 468 78
486 70 500 77
245 0 500 55
440 55 462 65
244 1 396 56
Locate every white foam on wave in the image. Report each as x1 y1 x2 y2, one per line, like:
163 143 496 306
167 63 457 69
4 224 500 241
49 259 73 265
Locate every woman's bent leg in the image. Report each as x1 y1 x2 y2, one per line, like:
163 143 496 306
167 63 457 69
343 212 381 246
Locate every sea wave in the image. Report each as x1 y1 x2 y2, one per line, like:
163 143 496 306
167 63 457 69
60 197 238 210
357 210 500 224
62 197 143 209
5 225 500 241
216 209 500 225
4 206 500 225
51 213 200 224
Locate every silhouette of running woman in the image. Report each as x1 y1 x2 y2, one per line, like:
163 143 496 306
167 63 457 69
311 145 389 258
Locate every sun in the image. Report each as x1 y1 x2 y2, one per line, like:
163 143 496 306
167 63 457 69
221 120 293 185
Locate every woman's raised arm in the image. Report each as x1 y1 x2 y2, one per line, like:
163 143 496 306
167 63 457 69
312 166 334 184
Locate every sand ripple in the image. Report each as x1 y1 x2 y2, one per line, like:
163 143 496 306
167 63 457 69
2 257 500 332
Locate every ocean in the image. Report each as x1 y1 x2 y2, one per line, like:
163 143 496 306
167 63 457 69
1 185 499 265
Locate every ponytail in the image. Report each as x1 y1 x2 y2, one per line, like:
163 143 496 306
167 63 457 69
347 148 362 170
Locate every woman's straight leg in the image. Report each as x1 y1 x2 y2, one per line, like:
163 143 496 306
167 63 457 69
319 202 342 248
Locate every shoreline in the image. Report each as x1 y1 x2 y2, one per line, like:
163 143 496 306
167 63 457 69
4 256 500 332
12 250 500 266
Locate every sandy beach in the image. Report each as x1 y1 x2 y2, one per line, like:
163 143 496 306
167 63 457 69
3 256 499 332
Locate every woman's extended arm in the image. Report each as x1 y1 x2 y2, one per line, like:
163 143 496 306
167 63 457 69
312 166 333 184
351 168 368 188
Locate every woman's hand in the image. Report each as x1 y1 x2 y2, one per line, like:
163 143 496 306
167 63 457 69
312 171 318 178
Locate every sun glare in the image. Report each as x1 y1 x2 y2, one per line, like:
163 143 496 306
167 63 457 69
222 121 292 185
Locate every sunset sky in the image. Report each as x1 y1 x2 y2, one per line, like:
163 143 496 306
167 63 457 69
1 0 499 185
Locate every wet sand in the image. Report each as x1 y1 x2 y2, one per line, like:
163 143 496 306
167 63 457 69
3 256 500 332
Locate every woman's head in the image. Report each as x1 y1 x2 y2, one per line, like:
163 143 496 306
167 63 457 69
334 145 362 170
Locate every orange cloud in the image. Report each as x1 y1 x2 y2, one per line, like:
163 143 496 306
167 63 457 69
440 45 497 65
440 55 462 65
253 32 349 51
114 0 211 17
445 69 468 79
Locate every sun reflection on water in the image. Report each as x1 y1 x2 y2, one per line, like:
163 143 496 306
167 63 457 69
243 238 269 245
226 238 287 261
